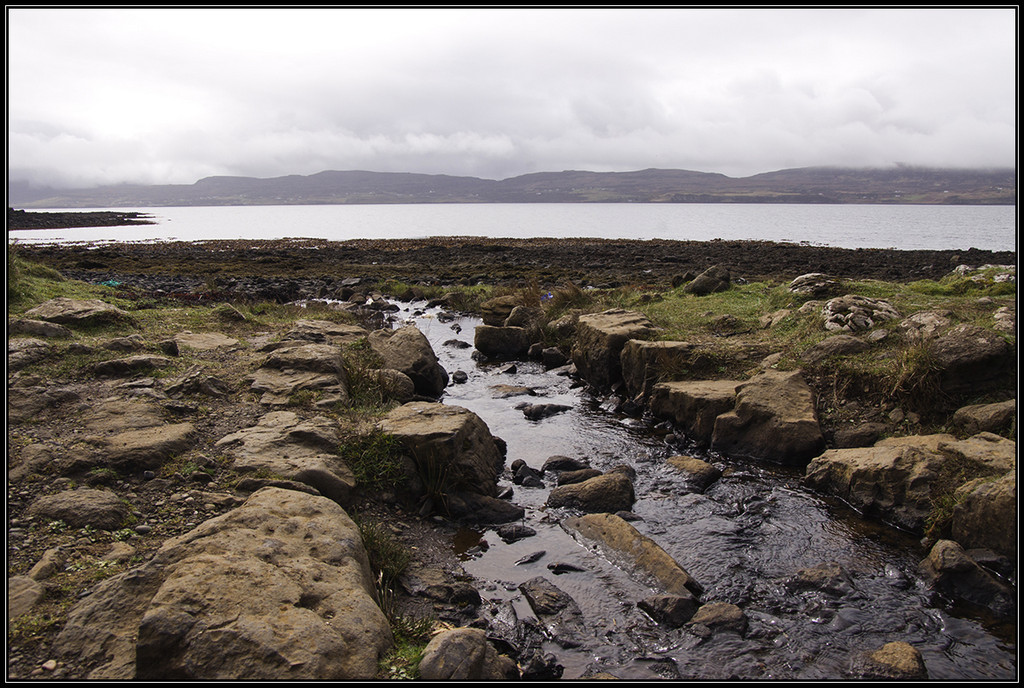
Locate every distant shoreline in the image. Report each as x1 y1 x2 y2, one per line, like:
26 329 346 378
7 209 157 230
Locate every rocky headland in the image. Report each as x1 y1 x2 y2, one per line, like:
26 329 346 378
6 234 1017 680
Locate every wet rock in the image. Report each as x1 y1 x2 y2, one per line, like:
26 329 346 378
555 468 602 486
418 627 519 680
711 370 825 465
29 488 130 530
496 524 536 544
474 324 531 358
446 492 525 525
514 551 546 566
522 403 572 421
666 455 722 492
518 576 588 649
489 384 534 398
541 456 590 473
919 539 1015 618
540 347 568 369
215 411 355 505
546 472 635 513
854 641 928 680
786 561 854 596
638 593 699 627
571 309 658 390
561 512 702 598
56 487 391 680
687 601 748 636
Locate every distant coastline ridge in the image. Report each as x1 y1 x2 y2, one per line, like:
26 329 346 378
8 165 1015 209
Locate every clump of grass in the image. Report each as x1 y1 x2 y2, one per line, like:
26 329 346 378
339 430 408 492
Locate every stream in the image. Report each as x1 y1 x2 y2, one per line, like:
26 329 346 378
388 300 1015 680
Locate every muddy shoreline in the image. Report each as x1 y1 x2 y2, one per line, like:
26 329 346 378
15 236 1016 290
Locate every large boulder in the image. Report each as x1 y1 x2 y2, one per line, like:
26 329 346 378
684 265 731 296
710 370 825 465
479 295 522 327
56 487 392 680
571 310 658 390
952 471 1016 559
620 340 695 399
473 325 531 359
368 326 448 398
377 402 504 500
418 627 519 680
215 411 356 505
804 433 1014 536
928 324 1014 394
648 379 739 446
919 540 1015 618
561 512 703 599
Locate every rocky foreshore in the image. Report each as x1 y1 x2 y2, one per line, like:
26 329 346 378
7 241 1017 680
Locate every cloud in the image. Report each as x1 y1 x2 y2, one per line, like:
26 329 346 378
6 7 1017 189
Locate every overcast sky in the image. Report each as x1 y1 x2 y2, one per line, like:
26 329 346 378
6 7 1017 189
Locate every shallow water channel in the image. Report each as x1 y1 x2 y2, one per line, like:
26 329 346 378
390 301 1015 680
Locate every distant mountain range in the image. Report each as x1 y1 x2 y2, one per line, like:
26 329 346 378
8 166 1016 208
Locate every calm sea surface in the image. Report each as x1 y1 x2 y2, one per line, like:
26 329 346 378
8 203 1017 252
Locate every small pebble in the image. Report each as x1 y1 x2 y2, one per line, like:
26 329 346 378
42 660 58 671
134 525 152 535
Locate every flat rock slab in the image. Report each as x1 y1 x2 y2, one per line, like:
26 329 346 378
8 318 74 338
174 331 240 351
215 411 355 505
95 423 198 472
24 297 132 326
29 488 130 530
561 512 703 599
8 337 52 371
56 487 392 680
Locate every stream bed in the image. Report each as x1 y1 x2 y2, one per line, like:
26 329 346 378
391 300 1015 680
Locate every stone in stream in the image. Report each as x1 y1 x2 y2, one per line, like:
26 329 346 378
518 576 589 649
561 512 703 599
546 472 635 514
418 627 520 680
571 309 658 390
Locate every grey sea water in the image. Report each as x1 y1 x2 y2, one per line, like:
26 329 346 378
8 202 1017 251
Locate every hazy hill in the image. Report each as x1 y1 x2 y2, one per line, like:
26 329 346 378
8 166 1015 208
